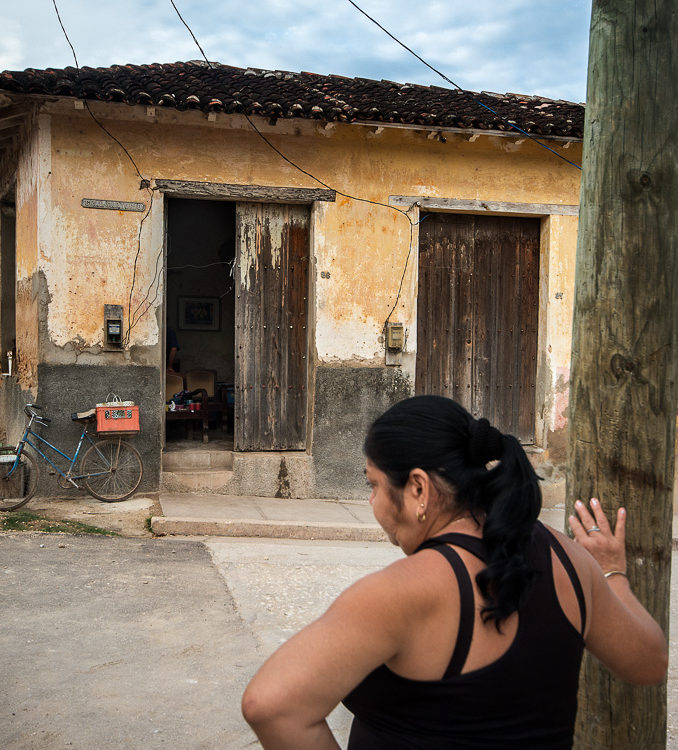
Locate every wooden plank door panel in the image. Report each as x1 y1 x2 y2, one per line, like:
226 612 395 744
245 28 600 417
235 203 309 450
417 212 539 442
517 221 540 441
417 213 453 395
417 213 474 404
472 215 498 422
475 216 521 430
451 217 474 410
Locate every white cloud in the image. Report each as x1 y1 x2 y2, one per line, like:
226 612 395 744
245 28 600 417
1 0 591 101
0 19 23 71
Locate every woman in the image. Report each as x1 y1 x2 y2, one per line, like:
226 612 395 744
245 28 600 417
242 396 667 749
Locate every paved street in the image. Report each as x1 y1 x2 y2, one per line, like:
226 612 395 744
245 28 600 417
1 533 677 748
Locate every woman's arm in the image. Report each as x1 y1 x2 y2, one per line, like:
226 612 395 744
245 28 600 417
569 498 668 685
241 558 428 750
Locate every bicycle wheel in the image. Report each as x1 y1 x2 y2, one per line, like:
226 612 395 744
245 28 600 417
0 450 39 511
82 439 143 502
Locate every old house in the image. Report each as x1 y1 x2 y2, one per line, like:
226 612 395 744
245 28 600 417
0 61 583 500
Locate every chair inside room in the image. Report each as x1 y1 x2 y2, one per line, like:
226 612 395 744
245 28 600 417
165 371 184 400
165 370 209 442
185 368 228 432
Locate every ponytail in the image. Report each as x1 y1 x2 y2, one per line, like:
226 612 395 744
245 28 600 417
476 433 541 626
363 396 541 627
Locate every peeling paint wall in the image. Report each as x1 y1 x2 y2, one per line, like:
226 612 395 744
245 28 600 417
8 100 582 494
542 214 579 461
41 105 580 367
13 117 47 390
45 115 158 354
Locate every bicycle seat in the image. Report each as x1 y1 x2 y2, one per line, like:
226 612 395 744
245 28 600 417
71 408 96 422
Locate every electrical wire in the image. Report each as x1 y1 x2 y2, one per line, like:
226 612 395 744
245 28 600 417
51 0 79 68
51 0 157 348
346 0 582 171
384 212 429 323
52 0 147 182
167 3 413 224
242 112 412 221
167 0 419 325
128 231 166 335
169 0 213 66
384 222 414 324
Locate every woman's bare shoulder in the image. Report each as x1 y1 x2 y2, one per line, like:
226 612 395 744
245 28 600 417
540 522 596 568
538 521 603 600
333 547 459 620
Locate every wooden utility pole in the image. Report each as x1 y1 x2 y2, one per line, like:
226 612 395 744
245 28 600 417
567 1 678 747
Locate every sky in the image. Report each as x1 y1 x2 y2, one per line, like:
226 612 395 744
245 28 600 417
1 0 592 103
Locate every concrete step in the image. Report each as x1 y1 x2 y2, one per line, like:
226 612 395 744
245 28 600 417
152 516 388 541
152 493 387 541
151 497 569 542
161 469 235 494
162 450 233 471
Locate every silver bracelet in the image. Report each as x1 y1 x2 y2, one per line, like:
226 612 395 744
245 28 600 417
604 570 627 579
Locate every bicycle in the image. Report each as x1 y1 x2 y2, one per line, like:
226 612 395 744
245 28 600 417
0 404 143 511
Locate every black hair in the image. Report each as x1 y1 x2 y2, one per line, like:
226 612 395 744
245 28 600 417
363 395 541 626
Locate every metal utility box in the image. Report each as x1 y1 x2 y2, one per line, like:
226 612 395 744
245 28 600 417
386 322 404 350
103 304 123 350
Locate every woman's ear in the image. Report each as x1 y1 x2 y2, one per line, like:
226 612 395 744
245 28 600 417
405 468 430 503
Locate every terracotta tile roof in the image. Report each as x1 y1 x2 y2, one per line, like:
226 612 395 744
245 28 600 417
0 61 584 138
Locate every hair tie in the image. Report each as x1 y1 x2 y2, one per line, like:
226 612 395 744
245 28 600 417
468 417 504 466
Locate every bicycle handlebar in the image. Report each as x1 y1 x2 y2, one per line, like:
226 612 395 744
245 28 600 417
24 404 51 423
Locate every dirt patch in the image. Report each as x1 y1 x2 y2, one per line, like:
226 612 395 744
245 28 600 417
3 494 160 537
1 510 118 535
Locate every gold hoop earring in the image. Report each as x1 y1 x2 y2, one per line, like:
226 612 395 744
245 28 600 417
416 510 427 523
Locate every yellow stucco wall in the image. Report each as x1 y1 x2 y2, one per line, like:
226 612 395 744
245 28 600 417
33 102 582 441
13 115 47 389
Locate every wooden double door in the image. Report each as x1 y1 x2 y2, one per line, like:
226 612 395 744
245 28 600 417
416 213 540 442
234 203 309 451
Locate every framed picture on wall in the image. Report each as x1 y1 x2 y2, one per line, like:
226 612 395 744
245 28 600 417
178 296 221 331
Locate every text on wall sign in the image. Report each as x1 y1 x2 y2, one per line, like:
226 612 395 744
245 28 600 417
82 198 146 212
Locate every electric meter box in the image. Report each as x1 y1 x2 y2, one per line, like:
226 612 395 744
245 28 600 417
386 322 404 350
104 304 123 350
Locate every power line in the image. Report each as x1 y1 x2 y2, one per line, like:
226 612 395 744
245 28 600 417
51 0 155 347
345 0 582 171
52 0 147 182
166 2 414 224
241 112 412 222
169 0 213 66
167 0 419 324
51 0 79 68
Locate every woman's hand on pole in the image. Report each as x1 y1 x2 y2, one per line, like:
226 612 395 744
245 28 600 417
568 497 627 576
569 497 668 684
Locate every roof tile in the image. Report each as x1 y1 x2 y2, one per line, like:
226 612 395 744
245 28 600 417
0 61 584 137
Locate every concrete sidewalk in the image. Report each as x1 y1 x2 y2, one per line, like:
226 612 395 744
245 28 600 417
151 493 569 540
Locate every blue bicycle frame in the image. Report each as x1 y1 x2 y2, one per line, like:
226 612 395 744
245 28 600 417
9 410 110 487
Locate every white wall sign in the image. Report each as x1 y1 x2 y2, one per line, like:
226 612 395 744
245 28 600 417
82 198 146 212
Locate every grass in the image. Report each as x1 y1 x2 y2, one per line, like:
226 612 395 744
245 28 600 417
0 510 118 536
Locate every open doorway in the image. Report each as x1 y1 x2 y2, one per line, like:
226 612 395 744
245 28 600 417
164 197 235 446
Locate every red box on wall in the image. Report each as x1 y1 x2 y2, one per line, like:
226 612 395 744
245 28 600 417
95 405 140 434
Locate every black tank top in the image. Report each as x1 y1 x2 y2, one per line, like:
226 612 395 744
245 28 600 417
342 522 586 750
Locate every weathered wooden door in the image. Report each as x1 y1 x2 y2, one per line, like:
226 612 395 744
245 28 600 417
234 203 309 450
416 213 539 442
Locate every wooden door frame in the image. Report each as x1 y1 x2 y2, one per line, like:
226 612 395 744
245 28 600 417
234 202 311 451
156 180 335 451
397 196 578 447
